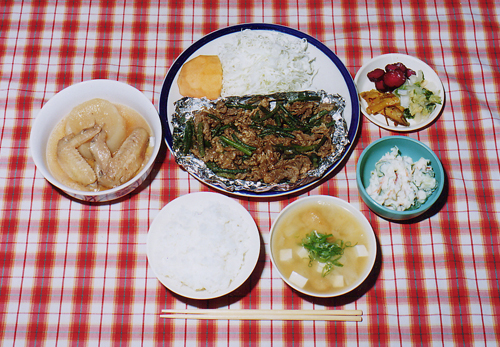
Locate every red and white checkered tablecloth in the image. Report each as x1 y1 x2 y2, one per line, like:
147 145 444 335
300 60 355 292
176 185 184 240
1 0 499 345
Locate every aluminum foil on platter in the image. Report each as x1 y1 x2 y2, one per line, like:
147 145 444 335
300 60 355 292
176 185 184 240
170 90 349 193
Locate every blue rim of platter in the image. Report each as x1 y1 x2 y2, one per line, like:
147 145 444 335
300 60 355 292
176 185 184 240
159 23 360 198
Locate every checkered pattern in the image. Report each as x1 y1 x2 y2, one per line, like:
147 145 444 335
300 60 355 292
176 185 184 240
1 0 499 345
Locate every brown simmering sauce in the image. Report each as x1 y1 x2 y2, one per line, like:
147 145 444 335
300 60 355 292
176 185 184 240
46 99 153 191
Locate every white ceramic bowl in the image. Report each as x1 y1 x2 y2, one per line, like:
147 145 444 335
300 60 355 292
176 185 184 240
30 79 162 202
146 192 261 299
269 195 377 297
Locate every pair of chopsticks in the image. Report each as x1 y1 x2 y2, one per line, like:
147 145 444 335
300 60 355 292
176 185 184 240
160 309 362 322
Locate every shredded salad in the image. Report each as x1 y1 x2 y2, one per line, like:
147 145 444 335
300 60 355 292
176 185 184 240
218 29 318 97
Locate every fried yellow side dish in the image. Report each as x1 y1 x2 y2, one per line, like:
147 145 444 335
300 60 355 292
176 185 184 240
360 89 409 126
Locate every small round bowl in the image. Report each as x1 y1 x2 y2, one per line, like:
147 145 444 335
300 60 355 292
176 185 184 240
30 79 162 202
269 195 377 298
356 136 445 220
147 192 260 299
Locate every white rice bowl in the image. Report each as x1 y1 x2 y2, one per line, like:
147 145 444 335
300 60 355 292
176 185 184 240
146 192 260 299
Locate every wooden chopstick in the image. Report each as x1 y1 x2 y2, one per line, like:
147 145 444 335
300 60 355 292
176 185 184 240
160 309 362 322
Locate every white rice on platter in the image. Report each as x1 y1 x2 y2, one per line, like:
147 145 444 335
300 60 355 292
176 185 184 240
152 198 251 294
218 29 318 97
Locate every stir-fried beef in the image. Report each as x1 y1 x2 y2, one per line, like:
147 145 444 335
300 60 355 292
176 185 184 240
180 94 339 184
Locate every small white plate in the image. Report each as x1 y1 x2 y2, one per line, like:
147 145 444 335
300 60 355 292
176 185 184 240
354 53 445 132
146 192 260 300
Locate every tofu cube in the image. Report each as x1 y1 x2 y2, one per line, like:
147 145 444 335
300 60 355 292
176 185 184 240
274 236 286 247
316 262 326 273
289 271 308 288
280 249 293 262
296 247 309 259
331 275 344 288
354 244 369 257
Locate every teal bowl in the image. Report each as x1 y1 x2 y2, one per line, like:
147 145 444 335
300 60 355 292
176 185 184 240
356 136 445 221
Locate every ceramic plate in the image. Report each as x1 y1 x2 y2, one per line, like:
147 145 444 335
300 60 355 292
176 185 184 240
146 192 260 300
354 53 445 132
158 23 360 197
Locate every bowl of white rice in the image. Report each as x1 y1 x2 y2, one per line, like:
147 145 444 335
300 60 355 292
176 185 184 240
146 192 260 299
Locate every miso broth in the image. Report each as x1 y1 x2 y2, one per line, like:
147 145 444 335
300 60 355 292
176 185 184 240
271 199 372 295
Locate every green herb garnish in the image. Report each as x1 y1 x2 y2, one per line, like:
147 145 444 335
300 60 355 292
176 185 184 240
301 230 353 277
403 108 413 119
423 88 434 99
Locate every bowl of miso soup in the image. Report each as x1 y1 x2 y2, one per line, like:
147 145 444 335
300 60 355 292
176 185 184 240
269 195 377 297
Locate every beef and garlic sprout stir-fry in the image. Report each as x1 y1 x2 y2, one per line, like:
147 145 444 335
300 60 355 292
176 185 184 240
173 91 347 185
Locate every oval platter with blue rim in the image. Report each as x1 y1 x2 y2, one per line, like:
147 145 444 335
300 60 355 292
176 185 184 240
159 23 360 198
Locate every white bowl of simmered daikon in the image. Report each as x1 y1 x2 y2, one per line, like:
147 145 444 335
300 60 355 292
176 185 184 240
269 195 377 297
30 79 162 202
